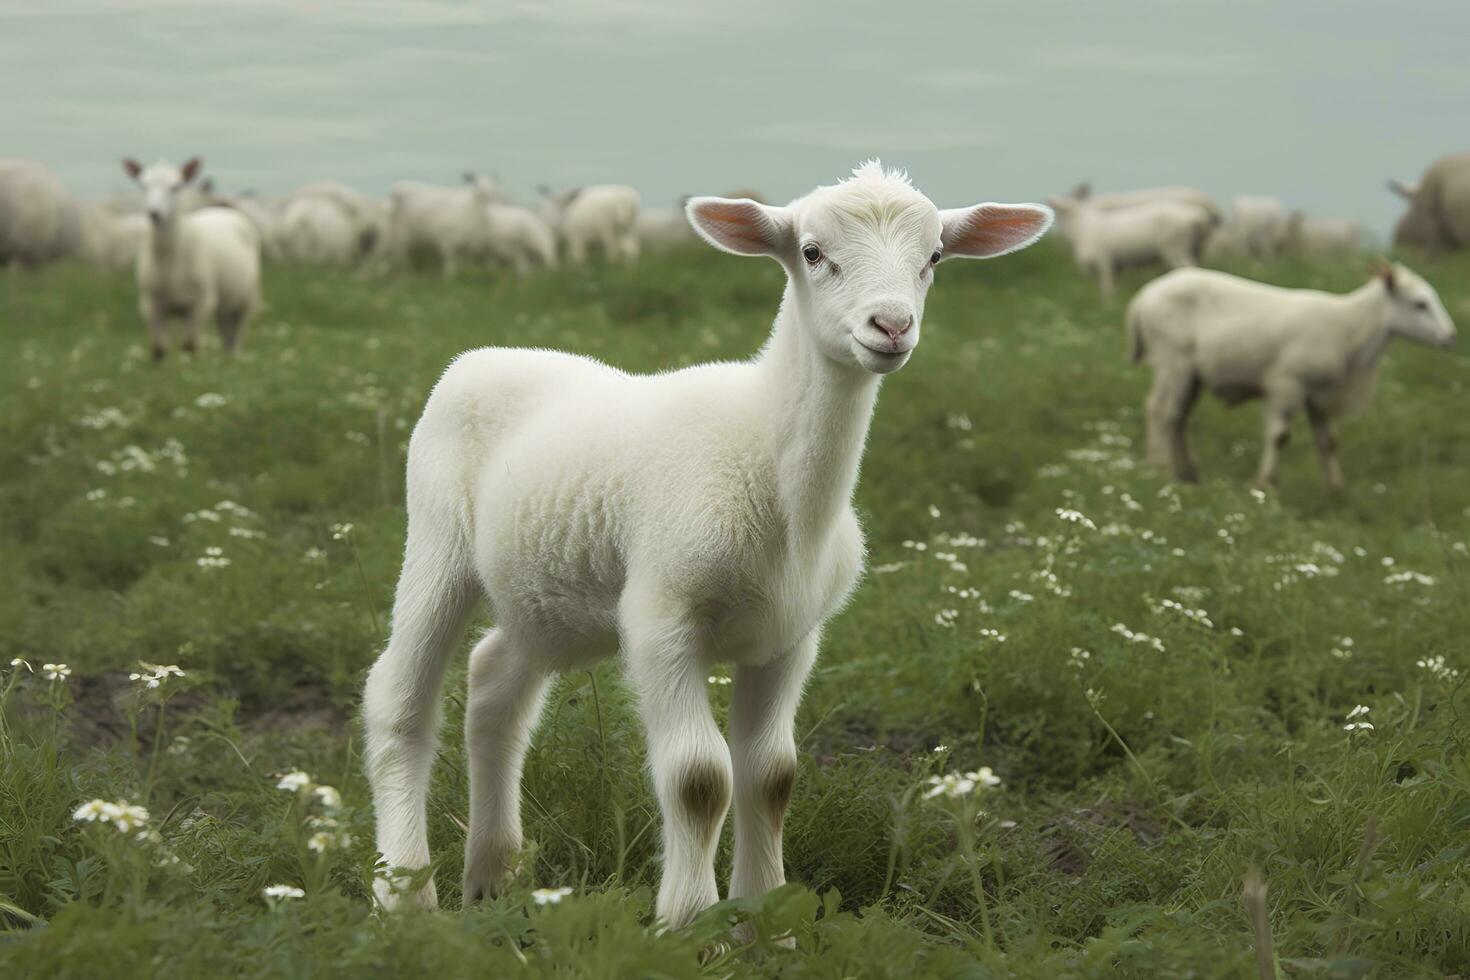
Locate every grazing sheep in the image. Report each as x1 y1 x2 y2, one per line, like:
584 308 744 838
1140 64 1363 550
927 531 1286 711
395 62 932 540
361 161 1052 926
484 201 558 277
1047 195 1214 296
280 194 358 265
636 201 699 254
292 180 388 260
378 176 501 277
1285 213 1364 255
77 205 148 270
123 157 262 361
0 159 79 268
1128 262 1456 488
1389 153 1470 255
1231 196 1289 259
1070 182 1222 223
539 184 640 264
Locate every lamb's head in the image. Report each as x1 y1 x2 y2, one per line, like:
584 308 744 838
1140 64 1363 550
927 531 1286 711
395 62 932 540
122 157 203 227
1377 261 1456 349
687 161 1051 375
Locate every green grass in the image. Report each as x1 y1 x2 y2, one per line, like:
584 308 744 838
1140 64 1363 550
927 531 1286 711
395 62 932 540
2 244 1469 978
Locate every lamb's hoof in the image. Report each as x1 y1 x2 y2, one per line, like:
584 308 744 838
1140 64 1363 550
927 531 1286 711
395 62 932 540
373 873 437 912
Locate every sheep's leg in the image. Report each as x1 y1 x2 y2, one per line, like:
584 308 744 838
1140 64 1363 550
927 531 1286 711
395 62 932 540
621 233 640 265
1255 394 1300 489
141 297 167 362
217 308 249 355
183 298 212 356
622 598 731 928
728 633 817 903
568 234 587 266
1097 259 1115 297
362 526 476 910
1145 369 1199 480
441 246 460 280
1306 402 1344 491
462 628 550 905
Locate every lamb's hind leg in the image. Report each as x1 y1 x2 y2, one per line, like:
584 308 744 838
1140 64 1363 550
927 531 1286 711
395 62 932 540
622 590 732 928
362 523 476 909
462 627 550 905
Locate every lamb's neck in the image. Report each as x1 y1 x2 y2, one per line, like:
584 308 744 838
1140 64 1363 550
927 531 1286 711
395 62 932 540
147 216 183 259
756 288 881 541
1335 282 1394 370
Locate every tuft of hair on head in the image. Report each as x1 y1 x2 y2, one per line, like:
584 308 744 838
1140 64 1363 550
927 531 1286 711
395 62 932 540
1370 255 1397 293
846 159 914 189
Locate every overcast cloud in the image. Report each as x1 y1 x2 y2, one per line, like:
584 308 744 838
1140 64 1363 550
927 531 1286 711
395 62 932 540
4 0 1466 234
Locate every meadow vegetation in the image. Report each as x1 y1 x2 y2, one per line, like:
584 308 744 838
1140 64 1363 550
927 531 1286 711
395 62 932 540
2 244 1468 977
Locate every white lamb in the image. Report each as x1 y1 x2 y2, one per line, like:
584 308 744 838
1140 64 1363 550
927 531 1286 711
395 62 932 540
1128 262 1455 488
291 180 388 261
361 162 1052 927
1285 213 1364 255
1046 195 1214 296
123 157 262 361
637 202 699 253
539 184 640 264
77 205 148 271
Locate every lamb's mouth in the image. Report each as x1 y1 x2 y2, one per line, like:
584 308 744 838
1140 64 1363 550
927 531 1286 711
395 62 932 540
853 338 911 358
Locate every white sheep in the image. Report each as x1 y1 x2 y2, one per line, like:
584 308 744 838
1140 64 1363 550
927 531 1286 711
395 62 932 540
291 180 388 261
123 157 262 360
280 194 358 265
77 204 148 271
1285 213 1364 255
484 201 558 277
378 176 501 277
361 161 1052 926
539 184 640 264
1070 182 1222 222
1230 195 1289 259
1128 262 1456 488
636 202 699 253
0 159 79 268
1046 195 1214 296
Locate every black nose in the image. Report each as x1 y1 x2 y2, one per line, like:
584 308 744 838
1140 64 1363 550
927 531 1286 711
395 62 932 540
148 211 163 225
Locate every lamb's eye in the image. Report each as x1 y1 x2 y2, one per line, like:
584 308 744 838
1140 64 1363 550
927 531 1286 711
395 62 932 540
801 243 822 265
930 249 943 265
1414 300 1430 311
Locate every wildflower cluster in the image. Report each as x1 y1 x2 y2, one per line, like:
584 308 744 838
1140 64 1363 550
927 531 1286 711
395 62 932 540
129 662 185 689
1111 622 1166 653
74 799 151 833
1416 655 1460 682
276 771 351 852
1343 704 1374 734
43 662 72 681
1148 596 1214 629
924 766 1001 800
532 886 574 906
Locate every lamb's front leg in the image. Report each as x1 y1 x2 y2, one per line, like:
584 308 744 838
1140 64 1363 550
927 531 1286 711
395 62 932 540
623 600 732 928
728 633 818 902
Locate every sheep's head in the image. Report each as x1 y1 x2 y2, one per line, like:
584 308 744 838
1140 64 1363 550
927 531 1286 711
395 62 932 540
122 157 202 227
1376 260 1456 349
687 161 1051 375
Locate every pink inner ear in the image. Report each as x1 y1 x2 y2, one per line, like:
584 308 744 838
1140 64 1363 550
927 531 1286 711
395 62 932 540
957 206 1049 254
697 201 771 250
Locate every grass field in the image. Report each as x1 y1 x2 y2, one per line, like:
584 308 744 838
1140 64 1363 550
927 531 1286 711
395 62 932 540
3 242 1469 978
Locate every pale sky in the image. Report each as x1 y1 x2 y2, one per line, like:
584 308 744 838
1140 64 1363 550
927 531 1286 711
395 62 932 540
4 0 1466 235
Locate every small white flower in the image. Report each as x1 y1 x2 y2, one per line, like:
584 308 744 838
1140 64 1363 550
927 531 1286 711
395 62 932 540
531 886 574 906
276 770 313 793
73 799 118 823
932 744 949 753
9 657 32 671
331 523 354 541
42 662 72 681
928 505 941 519
263 884 305 901
307 832 334 854
110 803 150 832
1055 507 1097 531
312 785 342 811
1346 704 1370 720
194 392 227 409
706 675 732 686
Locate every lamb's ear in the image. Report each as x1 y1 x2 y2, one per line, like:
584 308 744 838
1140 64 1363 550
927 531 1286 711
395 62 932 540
1387 178 1417 201
685 197 792 257
122 158 142 180
1372 256 1398 294
939 204 1054 260
180 157 203 184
